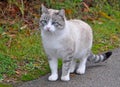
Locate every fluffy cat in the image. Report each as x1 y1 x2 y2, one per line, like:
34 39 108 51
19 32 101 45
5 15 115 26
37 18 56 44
39 4 112 81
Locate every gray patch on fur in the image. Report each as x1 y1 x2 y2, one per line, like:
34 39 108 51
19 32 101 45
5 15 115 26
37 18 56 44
39 11 65 30
52 14 65 29
39 14 50 27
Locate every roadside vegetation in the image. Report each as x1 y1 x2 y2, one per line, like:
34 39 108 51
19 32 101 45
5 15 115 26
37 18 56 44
0 0 120 86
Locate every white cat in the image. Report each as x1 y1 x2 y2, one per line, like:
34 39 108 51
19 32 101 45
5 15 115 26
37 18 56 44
39 4 112 81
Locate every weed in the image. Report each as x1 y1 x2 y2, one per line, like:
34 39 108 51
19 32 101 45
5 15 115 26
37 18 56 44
0 27 4 34
91 18 120 53
0 54 17 81
8 0 25 18
0 83 12 87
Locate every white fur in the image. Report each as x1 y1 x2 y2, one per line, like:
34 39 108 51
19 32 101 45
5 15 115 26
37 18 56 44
48 58 58 81
76 57 88 74
61 73 70 81
44 19 56 32
70 59 76 73
100 55 104 61
41 19 93 81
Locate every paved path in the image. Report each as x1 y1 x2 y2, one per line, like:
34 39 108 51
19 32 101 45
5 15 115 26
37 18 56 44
15 48 120 87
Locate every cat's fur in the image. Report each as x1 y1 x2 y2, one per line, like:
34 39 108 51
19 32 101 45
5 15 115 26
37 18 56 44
39 5 112 81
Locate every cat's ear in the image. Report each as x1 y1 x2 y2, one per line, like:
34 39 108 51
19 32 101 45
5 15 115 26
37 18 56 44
41 4 48 14
58 9 65 17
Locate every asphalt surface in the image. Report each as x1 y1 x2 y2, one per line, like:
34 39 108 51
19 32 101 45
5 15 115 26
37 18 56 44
15 48 120 87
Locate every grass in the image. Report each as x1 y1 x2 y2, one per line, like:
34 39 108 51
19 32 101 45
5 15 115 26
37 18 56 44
0 83 12 87
90 8 120 53
0 25 50 82
92 19 120 53
0 54 17 80
0 1 120 86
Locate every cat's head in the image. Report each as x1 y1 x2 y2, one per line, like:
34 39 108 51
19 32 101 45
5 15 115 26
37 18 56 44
39 4 66 33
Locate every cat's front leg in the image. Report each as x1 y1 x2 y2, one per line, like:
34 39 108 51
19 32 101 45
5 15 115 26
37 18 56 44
48 57 58 81
61 56 73 81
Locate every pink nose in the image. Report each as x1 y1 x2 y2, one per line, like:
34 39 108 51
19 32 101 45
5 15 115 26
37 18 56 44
46 27 50 31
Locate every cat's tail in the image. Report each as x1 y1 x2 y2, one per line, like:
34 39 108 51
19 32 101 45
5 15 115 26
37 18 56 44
88 51 112 63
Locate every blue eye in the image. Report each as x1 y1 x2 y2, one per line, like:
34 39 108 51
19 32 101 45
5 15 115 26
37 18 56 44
52 22 59 26
40 20 47 26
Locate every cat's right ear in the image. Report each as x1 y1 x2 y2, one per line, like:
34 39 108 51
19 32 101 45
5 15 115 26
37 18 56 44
41 4 48 14
58 9 65 17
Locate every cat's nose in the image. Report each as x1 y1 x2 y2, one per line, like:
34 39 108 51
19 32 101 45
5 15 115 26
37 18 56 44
46 27 50 31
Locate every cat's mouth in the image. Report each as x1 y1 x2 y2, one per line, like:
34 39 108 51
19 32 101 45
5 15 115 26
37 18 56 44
44 27 56 33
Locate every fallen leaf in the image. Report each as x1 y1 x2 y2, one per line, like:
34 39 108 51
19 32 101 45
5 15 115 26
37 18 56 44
6 38 12 48
20 25 27 30
65 9 73 15
98 11 113 20
82 2 90 12
70 73 75 77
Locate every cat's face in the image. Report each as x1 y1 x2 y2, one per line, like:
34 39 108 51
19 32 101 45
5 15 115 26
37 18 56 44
39 5 65 33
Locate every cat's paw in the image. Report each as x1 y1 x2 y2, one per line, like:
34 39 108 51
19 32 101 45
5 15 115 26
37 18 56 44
76 68 85 74
48 74 58 81
61 75 70 81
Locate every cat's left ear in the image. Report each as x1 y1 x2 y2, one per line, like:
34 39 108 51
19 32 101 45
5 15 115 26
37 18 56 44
41 4 48 14
58 9 65 17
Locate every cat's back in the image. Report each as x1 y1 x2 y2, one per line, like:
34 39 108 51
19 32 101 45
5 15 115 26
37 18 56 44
66 19 93 58
68 19 91 30
66 19 92 38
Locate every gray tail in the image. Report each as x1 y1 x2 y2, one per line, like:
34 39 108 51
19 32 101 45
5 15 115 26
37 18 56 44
88 51 112 63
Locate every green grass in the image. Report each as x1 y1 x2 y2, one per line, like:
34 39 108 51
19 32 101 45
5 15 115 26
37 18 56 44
0 25 49 82
92 19 120 53
0 54 17 80
90 9 120 53
0 0 120 85
0 83 12 87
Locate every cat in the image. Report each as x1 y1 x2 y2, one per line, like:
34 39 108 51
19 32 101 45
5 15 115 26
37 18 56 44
39 4 112 81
